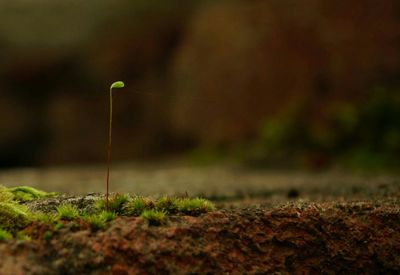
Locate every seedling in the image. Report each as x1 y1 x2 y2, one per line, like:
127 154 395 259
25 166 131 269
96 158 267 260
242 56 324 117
106 81 125 211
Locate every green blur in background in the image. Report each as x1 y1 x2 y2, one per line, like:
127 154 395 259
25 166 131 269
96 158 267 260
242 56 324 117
0 0 399 170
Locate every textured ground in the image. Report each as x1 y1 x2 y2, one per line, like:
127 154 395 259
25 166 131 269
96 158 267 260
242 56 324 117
0 163 399 274
0 199 399 274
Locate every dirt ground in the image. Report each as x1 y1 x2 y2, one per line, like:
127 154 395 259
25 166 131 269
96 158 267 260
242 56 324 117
0 164 399 274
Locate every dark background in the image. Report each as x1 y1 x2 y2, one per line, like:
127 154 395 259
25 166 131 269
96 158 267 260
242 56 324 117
1 0 399 170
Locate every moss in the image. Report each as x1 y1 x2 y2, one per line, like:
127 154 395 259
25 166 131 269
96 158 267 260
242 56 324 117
87 215 106 231
0 229 12 241
1 186 215 233
140 209 166 226
123 196 215 217
35 212 58 225
177 198 215 215
0 185 14 203
99 211 117 222
0 202 32 232
83 211 115 231
8 186 58 202
54 223 64 230
122 196 154 216
1 184 58 203
156 197 180 214
56 204 80 221
83 214 105 231
16 231 31 241
95 193 129 214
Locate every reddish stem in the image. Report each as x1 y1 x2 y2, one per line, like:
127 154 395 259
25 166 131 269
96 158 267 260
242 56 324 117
106 88 113 211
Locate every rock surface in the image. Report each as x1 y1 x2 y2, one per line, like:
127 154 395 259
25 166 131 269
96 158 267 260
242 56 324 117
0 199 399 274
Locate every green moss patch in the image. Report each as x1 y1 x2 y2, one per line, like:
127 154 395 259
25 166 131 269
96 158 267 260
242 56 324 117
122 196 155 216
175 197 215 215
0 186 14 203
120 196 215 217
56 204 80 221
0 229 12 241
0 184 216 238
94 193 129 214
0 202 32 232
8 186 58 202
140 209 166 226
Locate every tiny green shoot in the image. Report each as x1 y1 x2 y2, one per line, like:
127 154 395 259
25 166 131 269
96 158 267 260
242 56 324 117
106 81 125 211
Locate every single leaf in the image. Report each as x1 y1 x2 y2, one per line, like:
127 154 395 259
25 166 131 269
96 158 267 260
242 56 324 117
110 81 125 89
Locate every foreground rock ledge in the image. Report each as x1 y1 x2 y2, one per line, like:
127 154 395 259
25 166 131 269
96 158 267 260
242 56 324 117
0 199 399 274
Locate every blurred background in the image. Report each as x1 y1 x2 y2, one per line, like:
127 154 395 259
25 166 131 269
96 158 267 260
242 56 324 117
1 0 400 172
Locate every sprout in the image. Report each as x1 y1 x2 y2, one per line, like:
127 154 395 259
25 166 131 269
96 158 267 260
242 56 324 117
110 81 125 89
106 81 125 211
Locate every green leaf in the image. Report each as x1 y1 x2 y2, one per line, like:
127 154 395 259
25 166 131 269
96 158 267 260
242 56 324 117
110 81 125 89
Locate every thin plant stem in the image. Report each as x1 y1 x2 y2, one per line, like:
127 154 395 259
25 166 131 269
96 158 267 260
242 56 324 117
106 87 113 211
106 81 124 211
